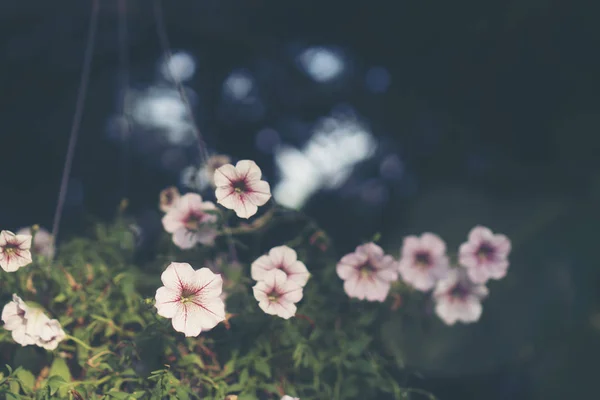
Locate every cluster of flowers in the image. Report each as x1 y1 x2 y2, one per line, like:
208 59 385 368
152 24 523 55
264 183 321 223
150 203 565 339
336 227 511 325
1 294 65 350
156 157 513 341
0 228 65 349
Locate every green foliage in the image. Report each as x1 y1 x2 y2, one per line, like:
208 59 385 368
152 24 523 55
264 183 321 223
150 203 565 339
0 207 435 399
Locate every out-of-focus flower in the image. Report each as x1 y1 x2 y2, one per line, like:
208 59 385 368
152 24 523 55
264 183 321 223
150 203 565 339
253 269 303 319
0 230 32 272
281 396 300 400
16 226 54 259
214 160 271 219
159 186 181 213
1 294 36 346
154 262 226 337
1 294 65 349
251 245 310 287
336 243 399 302
459 226 511 284
35 318 66 350
199 154 232 189
433 269 489 325
398 233 450 291
162 193 219 249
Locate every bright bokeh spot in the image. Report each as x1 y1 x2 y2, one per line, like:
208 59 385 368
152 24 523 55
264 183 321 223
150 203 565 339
274 110 377 209
223 69 255 102
131 86 196 146
160 51 196 82
298 46 345 83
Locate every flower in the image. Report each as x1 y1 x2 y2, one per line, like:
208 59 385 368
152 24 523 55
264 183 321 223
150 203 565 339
251 245 310 287
159 186 181 213
162 193 219 249
154 262 226 337
1 294 66 349
336 243 399 302
458 226 512 284
35 319 66 350
433 269 489 325
0 230 32 272
16 226 55 259
253 269 303 319
398 233 450 291
281 396 300 400
214 160 271 219
2 294 36 346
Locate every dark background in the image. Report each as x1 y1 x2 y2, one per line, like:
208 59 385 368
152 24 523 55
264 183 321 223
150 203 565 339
1 1 599 399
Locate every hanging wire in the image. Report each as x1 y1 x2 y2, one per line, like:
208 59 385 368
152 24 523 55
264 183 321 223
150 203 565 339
50 0 100 254
153 0 238 262
117 0 131 200
152 0 209 165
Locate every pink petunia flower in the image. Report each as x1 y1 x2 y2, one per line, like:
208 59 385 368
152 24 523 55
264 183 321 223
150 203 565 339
398 233 450 291
214 160 271 219
252 269 303 319
336 242 399 302
433 269 489 325
16 226 55 259
35 318 66 350
1 294 66 349
251 245 310 287
162 193 219 249
459 225 512 284
154 262 226 337
159 186 181 213
0 230 32 272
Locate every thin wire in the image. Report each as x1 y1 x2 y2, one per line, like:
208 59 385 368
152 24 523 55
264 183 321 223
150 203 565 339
153 0 238 262
117 0 131 199
152 0 209 165
51 0 100 253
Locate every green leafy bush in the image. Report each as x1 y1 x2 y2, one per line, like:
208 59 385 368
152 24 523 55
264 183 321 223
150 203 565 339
0 203 434 400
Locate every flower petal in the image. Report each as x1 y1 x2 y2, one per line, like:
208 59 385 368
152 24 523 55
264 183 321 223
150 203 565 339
251 255 274 281
214 164 239 187
172 229 198 249
161 262 195 290
235 160 262 181
192 268 223 298
245 181 271 206
155 287 181 318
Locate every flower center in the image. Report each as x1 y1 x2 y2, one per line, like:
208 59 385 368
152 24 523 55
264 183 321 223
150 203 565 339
476 242 495 261
232 179 248 193
184 213 203 230
414 251 431 268
359 263 375 278
267 290 280 302
449 284 469 299
180 288 197 304
2 243 18 255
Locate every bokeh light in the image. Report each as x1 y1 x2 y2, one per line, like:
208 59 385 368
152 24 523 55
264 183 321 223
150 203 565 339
159 51 196 82
297 46 345 83
273 109 377 209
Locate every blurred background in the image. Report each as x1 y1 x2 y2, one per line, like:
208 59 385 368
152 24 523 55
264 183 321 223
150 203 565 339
1 0 599 399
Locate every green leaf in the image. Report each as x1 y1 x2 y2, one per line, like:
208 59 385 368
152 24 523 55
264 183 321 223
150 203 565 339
15 368 35 393
239 368 249 384
180 354 205 369
45 375 68 396
49 357 72 382
53 292 68 303
253 358 270 378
